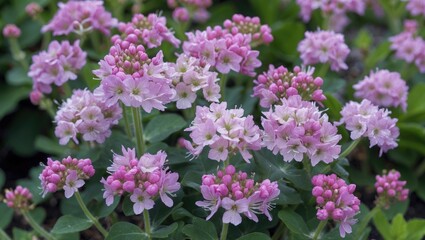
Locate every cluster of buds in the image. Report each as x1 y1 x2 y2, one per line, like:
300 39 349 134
374 170 409 208
101 148 180 214
254 65 325 108
182 102 261 163
167 54 221 109
261 95 341 166
40 157 95 198
25 2 42 18
112 13 180 49
3 186 33 211
354 70 408 111
196 165 280 226
298 30 350 72
54 89 122 145
338 99 399 156
28 40 86 94
312 174 360 238
93 41 175 112
42 1 117 36
2 24 21 38
223 14 273 46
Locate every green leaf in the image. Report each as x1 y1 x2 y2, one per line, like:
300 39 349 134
51 215 93 234
406 219 425 240
354 29 372 50
373 209 391 240
365 41 391 71
6 66 32 86
12 228 32 240
106 222 148 240
182 217 218 240
0 84 30 119
30 207 46 224
35 135 70 156
236 232 271 240
401 83 425 122
275 184 302 205
0 169 5 189
271 21 305 56
390 214 407 240
151 222 179 238
144 114 187 143
278 209 309 235
0 203 14 229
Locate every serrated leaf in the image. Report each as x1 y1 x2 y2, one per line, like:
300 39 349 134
51 215 93 234
106 222 148 240
182 217 218 240
144 114 187 143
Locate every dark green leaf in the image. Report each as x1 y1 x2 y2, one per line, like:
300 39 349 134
35 135 70 156
51 215 93 234
236 232 271 240
0 169 5 189
275 184 302 205
182 217 218 240
144 114 187 143
278 209 309 235
106 222 148 240
151 222 179 238
0 84 30 119
30 207 46 224
0 203 13 229
12 228 32 240
6 66 32 86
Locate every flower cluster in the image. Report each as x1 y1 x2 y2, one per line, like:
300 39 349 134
353 70 408 111
112 13 180 49
101 148 180 214
296 0 365 31
406 0 425 17
298 30 350 72
183 26 261 76
55 89 122 145
167 0 212 23
312 174 360 238
338 99 399 156
253 65 325 108
389 20 425 73
196 165 279 226
2 24 21 38
3 186 33 211
42 1 117 36
25 2 42 18
93 41 175 112
261 95 341 166
182 102 261 163
28 40 86 94
375 170 409 208
167 54 220 109
223 14 273 46
40 157 95 198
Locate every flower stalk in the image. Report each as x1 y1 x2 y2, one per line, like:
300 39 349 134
74 191 108 237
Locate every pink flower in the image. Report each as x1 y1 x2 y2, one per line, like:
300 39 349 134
63 170 85 198
42 1 117 35
298 30 350 72
216 50 243 73
223 14 273 45
130 189 155 214
173 7 190 22
375 170 409 208
26 3 42 17
167 0 212 22
406 0 425 16
196 185 222 220
29 40 86 94
222 197 249 226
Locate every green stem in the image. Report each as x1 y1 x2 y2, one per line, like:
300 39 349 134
122 104 132 138
21 211 56 240
303 158 312 178
74 191 108 237
8 38 28 70
220 73 228 101
0 228 11 240
271 222 285 240
131 107 146 155
312 220 327 240
339 138 361 159
143 210 152 240
353 207 380 238
220 223 229 240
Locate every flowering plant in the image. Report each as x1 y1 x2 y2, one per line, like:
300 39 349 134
1 1 425 240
